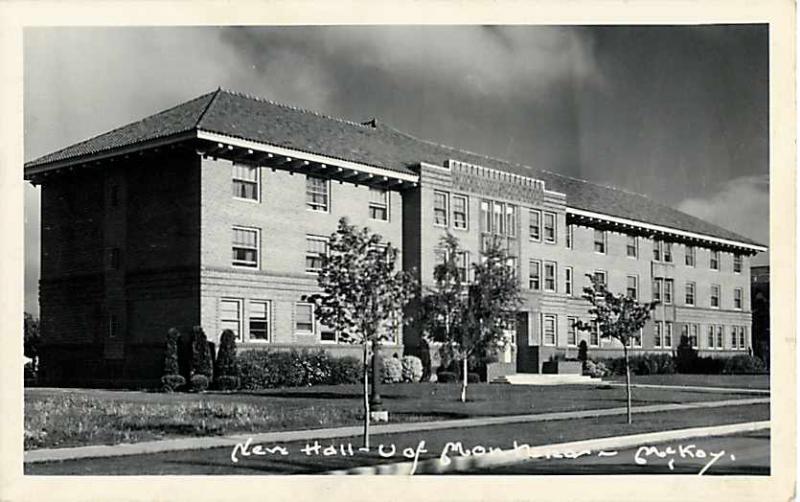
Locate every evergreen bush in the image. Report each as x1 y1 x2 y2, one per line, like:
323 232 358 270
382 357 403 383
401 355 424 382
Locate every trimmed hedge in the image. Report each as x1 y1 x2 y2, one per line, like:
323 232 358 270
161 374 186 392
190 374 209 392
723 355 767 374
597 352 767 376
437 371 457 383
238 349 366 390
401 355 424 383
382 357 403 383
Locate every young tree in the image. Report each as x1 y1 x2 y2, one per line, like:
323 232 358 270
305 217 417 448
574 274 658 424
423 234 522 402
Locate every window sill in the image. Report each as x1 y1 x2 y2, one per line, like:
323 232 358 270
232 264 259 270
233 197 260 204
306 207 330 214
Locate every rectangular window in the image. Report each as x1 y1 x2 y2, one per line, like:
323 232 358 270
710 250 720 270
493 201 504 235
664 322 673 348
565 267 573 296
626 275 638 299
452 195 468 230
733 254 742 273
653 278 663 302
734 288 743 310
506 204 517 237
716 325 724 350
626 235 638 258
434 191 449 226
529 260 541 290
739 327 746 349
543 314 556 346
306 176 329 212
220 299 242 341
628 329 642 348
305 236 328 273
664 279 674 305
707 325 715 349
529 209 541 241
544 261 556 292
685 245 696 267
567 317 578 346
594 270 607 287
594 229 606 253
232 164 259 201
565 224 573 249
295 303 314 334
685 282 696 306
544 212 556 243
589 322 600 347
457 251 470 283
690 324 699 348
248 301 270 342
108 314 119 339
710 284 720 308
731 326 739 349
481 200 491 232
369 188 389 221
654 321 663 348
653 240 663 261
506 256 518 278
232 227 259 268
663 242 673 263
319 321 337 343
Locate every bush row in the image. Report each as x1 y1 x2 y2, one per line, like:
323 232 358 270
238 349 363 390
588 353 767 377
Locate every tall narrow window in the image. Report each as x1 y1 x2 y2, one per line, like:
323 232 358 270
663 242 673 263
493 201 504 234
543 212 556 243
594 270 607 287
433 191 449 227
734 288 743 310
731 326 739 349
594 229 606 254
369 188 389 221
306 176 329 212
685 282 696 306
589 322 600 347
716 325 724 349
707 325 715 349
664 279 674 304
295 303 314 333
529 260 541 290
232 227 259 268
653 278 663 302
567 317 578 346
628 329 642 348
653 240 663 261
456 251 469 282
543 314 556 346
626 275 638 299
452 195 468 230
220 299 242 341
529 210 541 241
626 235 638 258
654 321 663 348
305 236 328 273
710 284 720 308
481 200 491 232
544 261 556 292
108 314 119 339
248 301 270 342
664 322 673 348
565 267 573 296
565 224 573 249
733 254 742 273
690 324 699 348
506 204 517 237
232 164 259 201
739 327 746 349
685 245 696 267
710 250 720 270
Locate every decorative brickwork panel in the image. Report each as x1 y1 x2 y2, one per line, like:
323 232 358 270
448 160 545 205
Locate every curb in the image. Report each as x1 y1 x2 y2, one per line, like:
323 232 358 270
23 397 769 464
603 382 770 395
325 420 771 475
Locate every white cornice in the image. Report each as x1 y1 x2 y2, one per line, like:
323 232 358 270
567 207 767 252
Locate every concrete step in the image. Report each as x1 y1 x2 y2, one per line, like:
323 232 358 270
491 373 602 386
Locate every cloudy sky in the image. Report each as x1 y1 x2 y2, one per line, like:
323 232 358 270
23 25 769 314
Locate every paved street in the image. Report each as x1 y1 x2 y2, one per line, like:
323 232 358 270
461 430 770 475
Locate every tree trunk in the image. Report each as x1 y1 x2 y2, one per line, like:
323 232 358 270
461 356 468 403
623 345 632 425
363 341 371 448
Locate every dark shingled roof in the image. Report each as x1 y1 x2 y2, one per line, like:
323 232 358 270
25 88 763 247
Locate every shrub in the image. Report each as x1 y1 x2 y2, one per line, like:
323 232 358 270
583 360 608 378
329 356 362 385
675 335 698 373
191 327 213 379
467 372 480 383
723 355 767 374
161 374 186 392
215 375 240 391
577 340 588 365
214 329 239 380
382 356 403 383
629 353 676 375
189 374 209 392
437 371 457 383
298 349 333 386
163 328 180 376
401 355 424 383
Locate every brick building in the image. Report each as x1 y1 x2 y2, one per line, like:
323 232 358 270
24 89 767 386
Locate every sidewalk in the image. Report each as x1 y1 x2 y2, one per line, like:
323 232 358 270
602 382 770 395
23 396 768 464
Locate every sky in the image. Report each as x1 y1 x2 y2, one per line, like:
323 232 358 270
23 25 770 314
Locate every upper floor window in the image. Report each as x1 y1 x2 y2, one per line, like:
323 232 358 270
653 240 662 261
305 236 328 274
663 242 673 263
626 235 638 258
664 279 674 304
249 301 271 342
456 251 470 283
543 212 556 244
733 254 742 273
685 245 696 267
565 267 573 296
685 282 695 306
710 250 720 270
492 201 504 234
664 322 673 348
654 321 663 348
434 191 449 227
544 261 556 292
506 205 517 238
594 229 606 254
565 224 573 249
653 277 663 302
232 227 259 268
220 298 242 341
481 201 491 232
710 284 720 308
295 303 315 333
734 288 743 310
233 164 259 201
452 195 468 230
542 314 557 346
306 176 329 212
529 259 541 290
369 188 389 221
626 275 638 300
529 210 541 241
594 270 607 287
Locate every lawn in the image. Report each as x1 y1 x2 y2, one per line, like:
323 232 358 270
606 374 770 389
25 382 760 451
25 403 770 475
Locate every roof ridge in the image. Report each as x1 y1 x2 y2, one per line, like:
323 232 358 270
195 87 222 128
217 88 371 130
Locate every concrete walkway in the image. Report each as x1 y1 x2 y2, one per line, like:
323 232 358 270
602 382 770 395
24 397 768 464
